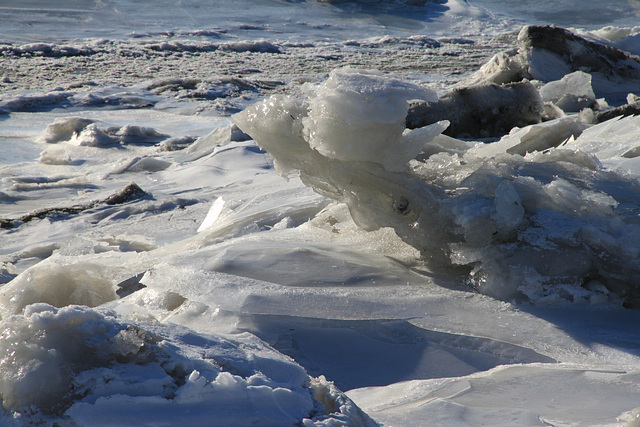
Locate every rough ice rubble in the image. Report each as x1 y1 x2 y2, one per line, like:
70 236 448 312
38 117 169 147
406 25 640 138
0 39 282 57
1 31 640 427
407 25 640 138
0 113 375 425
406 81 543 138
469 25 640 105
0 303 374 426
233 67 640 304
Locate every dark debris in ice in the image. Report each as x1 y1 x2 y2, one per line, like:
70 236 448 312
103 182 148 205
0 182 150 229
520 25 640 81
116 272 148 298
406 81 543 138
596 101 640 123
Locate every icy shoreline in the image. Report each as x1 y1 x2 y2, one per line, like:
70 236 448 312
2 21 640 426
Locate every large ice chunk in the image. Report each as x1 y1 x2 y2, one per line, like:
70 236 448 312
302 68 438 167
0 261 116 318
234 67 640 305
539 71 596 112
234 68 444 178
468 25 640 104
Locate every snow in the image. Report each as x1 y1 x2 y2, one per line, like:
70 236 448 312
0 304 372 426
2 1 640 426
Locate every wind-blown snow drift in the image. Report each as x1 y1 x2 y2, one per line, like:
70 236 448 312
233 67 640 304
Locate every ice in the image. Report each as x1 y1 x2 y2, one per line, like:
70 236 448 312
142 39 282 54
581 26 640 56
37 117 95 144
469 25 640 105
35 116 172 149
0 260 116 317
3 1 640 425
344 34 441 49
237 314 554 391
0 91 74 114
301 68 438 169
620 407 640 426
563 115 640 161
38 147 73 166
0 304 372 426
234 67 640 304
347 365 640 426
539 71 597 112
469 115 589 157
110 157 172 174
0 304 114 412
490 180 525 234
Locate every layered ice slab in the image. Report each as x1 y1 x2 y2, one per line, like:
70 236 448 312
234 67 640 304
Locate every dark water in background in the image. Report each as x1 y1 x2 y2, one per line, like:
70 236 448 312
0 0 638 43
473 0 640 28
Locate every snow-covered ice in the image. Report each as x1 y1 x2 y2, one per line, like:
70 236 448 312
2 1 640 426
